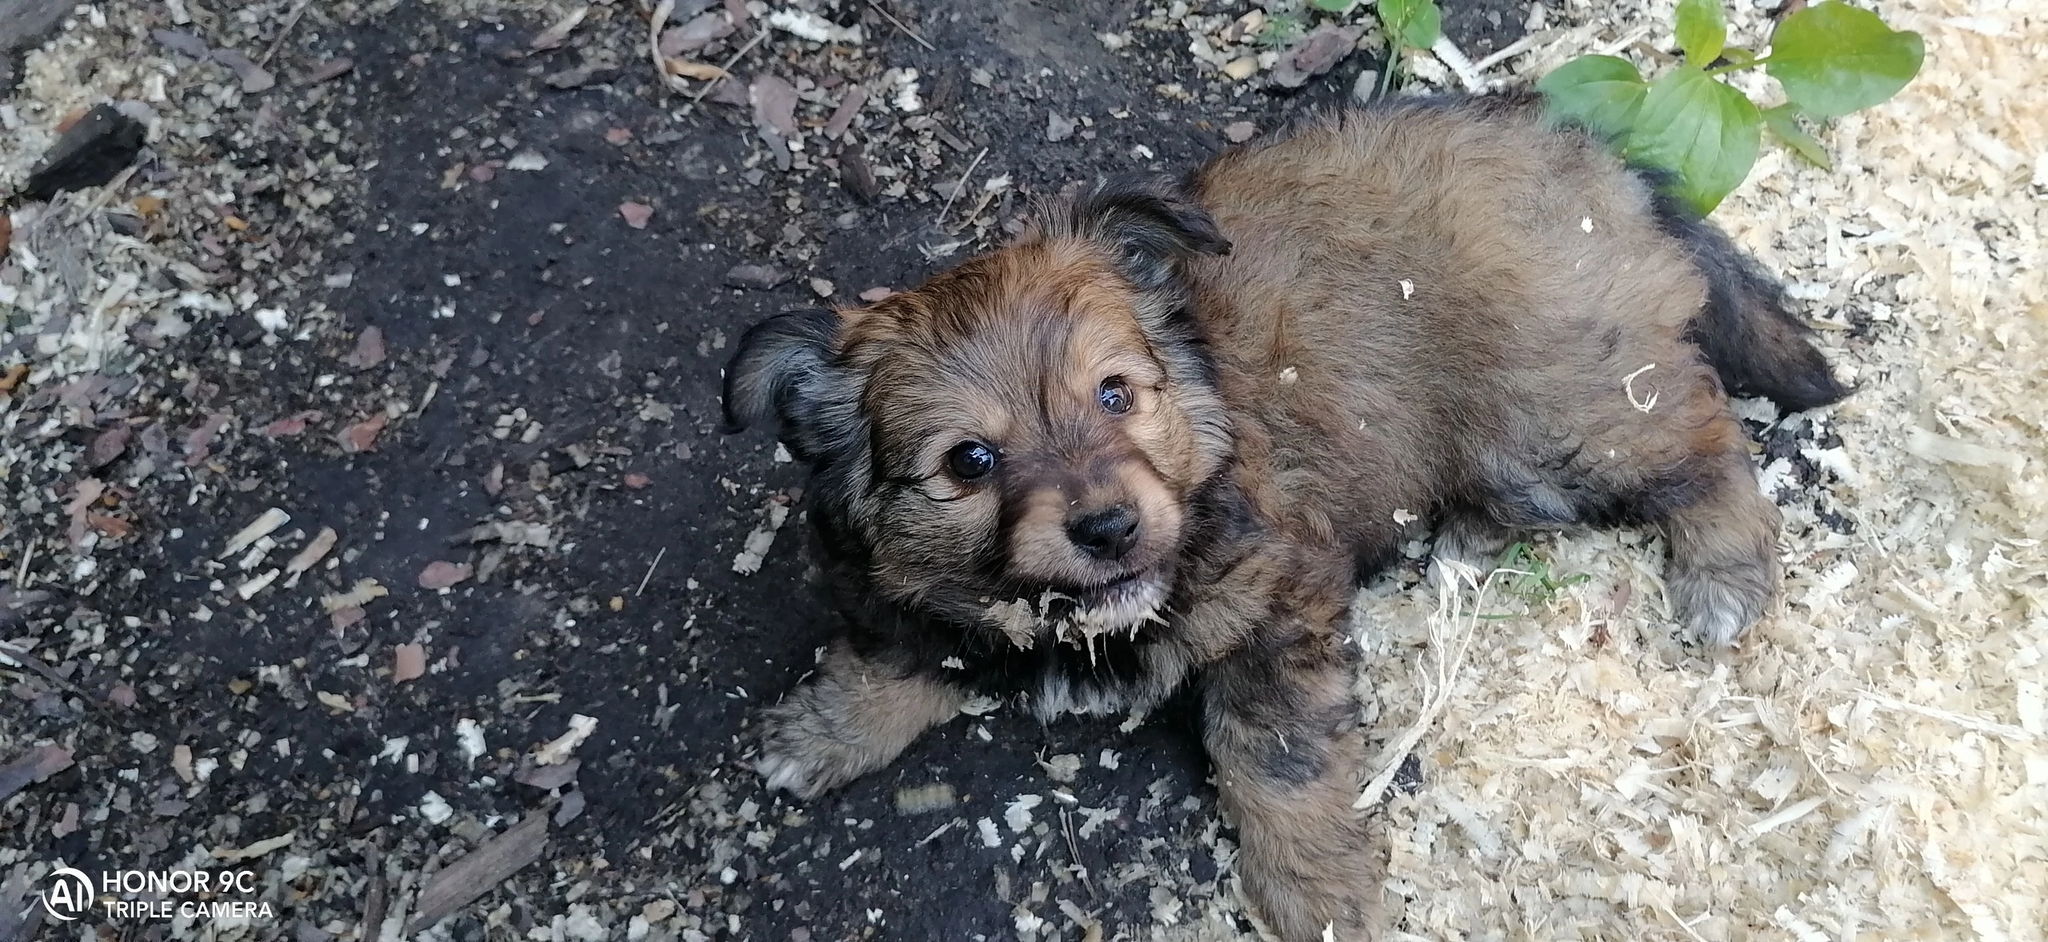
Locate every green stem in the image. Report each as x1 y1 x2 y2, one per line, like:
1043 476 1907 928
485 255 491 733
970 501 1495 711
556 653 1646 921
1704 54 1771 76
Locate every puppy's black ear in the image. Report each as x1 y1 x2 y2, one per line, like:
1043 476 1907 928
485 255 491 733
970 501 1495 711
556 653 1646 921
722 308 841 439
1059 174 1231 290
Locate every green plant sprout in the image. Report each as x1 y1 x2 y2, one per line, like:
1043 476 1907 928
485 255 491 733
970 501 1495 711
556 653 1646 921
1474 542 1592 620
1538 0 1924 216
1309 0 1443 96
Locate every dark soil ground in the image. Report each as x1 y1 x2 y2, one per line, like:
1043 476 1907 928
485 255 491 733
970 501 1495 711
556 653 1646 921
4 1 1531 939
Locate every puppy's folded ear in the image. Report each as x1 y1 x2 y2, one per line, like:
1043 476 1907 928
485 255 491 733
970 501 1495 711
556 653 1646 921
1055 174 1231 291
722 307 842 440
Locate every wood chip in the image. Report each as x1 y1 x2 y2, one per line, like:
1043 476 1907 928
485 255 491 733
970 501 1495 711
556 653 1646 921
286 527 338 574
534 714 598 765
822 85 868 137
212 831 295 861
321 578 387 613
221 508 290 558
407 814 548 933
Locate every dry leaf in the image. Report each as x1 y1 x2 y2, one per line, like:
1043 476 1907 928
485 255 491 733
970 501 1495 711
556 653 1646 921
750 74 800 139
418 561 473 590
343 325 386 369
659 11 734 56
664 59 730 81
262 410 323 437
210 48 277 93
529 5 590 51
339 412 389 453
305 57 354 83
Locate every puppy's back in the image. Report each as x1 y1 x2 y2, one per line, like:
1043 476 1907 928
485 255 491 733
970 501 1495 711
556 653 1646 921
1180 99 1728 549
1186 98 1706 379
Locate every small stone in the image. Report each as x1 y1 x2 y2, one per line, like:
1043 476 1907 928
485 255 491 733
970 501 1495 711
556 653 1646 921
1223 121 1259 144
619 201 653 229
840 149 880 204
1046 113 1075 143
808 278 835 298
724 264 790 290
1221 57 1259 81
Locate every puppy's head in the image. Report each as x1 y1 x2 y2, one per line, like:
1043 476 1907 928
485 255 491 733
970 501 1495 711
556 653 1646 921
725 176 1234 639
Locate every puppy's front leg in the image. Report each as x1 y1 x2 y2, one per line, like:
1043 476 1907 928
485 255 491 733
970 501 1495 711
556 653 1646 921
755 641 966 799
1202 631 1385 942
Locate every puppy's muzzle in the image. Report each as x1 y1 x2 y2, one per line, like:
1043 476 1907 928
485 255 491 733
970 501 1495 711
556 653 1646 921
1066 505 1141 561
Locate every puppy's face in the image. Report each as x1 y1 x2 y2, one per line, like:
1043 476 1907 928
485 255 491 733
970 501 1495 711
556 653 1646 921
726 178 1234 640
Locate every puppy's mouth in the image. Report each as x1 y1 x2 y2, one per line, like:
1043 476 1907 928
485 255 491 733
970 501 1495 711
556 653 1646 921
1066 573 1170 633
983 571 1171 653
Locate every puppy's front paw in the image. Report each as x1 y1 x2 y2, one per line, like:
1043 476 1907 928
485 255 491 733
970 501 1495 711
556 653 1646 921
752 696 878 799
1238 842 1386 942
1667 557 1772 647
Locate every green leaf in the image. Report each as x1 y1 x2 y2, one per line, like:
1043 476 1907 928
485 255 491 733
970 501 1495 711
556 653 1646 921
1624 66 1762 216
1675 0 1726 65
1718 46 1758 66
1767 1 1925 118
1307 0 1357 12
1761 103 1833 170
1377 0 1442 50
1537 55 1649 143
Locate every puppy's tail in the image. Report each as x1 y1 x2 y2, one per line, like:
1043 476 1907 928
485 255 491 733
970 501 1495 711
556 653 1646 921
1654 195 1850 412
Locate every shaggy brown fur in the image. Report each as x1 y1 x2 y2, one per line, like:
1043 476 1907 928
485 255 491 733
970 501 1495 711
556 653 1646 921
723 94 1845 941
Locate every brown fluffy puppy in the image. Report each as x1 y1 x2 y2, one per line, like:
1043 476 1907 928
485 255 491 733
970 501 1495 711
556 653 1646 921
723 94 1844 941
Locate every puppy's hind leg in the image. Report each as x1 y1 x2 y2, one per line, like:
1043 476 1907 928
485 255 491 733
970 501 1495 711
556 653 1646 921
1645 451 1782 647
755 641 966 799
1201 630 1386 942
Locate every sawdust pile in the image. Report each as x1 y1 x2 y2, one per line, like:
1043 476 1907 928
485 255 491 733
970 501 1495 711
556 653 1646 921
1352 2 2045 940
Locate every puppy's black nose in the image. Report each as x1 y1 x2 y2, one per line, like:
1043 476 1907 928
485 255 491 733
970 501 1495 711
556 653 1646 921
1066 505 1140 561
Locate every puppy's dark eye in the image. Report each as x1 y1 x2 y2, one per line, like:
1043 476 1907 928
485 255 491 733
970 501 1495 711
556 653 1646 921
947 441 998 480
1097 377 1133 415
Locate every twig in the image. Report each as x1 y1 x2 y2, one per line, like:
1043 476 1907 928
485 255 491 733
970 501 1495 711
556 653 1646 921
1469 32 1544 74
1430 35 1487 93
259 0 313 67
647 0 677 97
14 539 33 588
936 146 988 226
865 0 936 51
635 546 667 597
687 29 768 107
948 185 999 235
0 639 91 699
1060 808 1098 902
